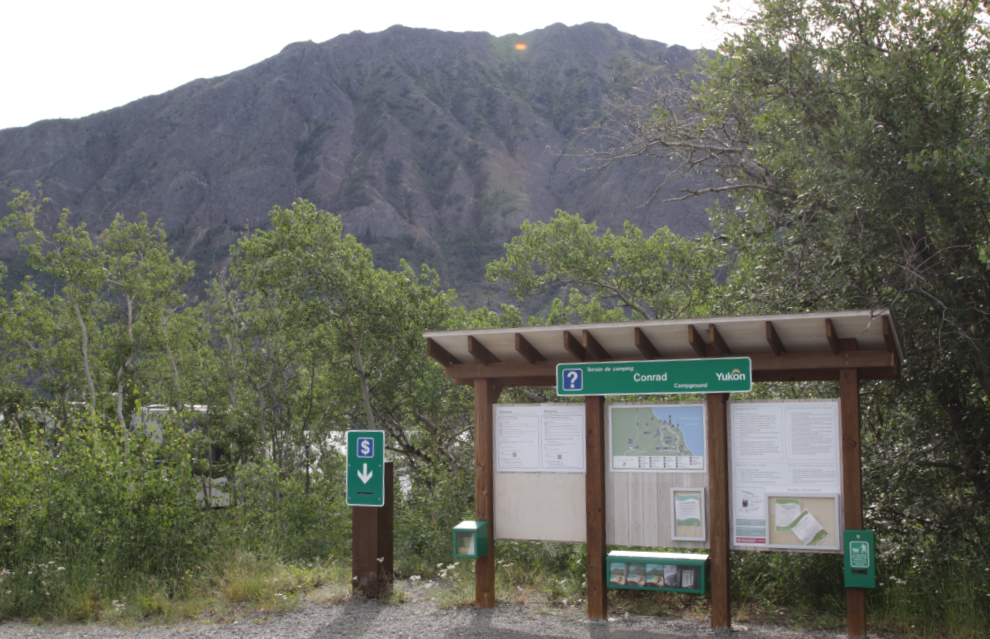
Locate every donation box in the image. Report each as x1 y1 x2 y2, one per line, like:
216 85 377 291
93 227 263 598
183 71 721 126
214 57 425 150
453 521 489 558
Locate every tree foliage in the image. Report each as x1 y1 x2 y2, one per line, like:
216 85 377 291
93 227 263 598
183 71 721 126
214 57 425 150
486 210 726 322
599 0 990 559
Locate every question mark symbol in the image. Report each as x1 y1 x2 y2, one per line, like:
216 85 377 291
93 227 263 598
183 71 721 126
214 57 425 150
566 370 579 389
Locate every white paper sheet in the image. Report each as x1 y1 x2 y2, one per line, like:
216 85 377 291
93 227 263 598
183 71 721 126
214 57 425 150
674 494 702 526
790 510 828 546
495 405 585 473
774 498 802 531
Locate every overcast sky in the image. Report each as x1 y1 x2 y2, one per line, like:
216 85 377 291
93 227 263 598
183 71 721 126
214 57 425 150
0 1 750 131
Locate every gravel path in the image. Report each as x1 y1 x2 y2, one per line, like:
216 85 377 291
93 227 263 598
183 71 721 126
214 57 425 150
0 583 852 639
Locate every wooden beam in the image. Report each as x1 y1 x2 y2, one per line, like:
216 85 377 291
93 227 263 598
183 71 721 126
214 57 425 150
494 376 556 387
514 333 546 364
825 319 840 355
563 331 590 362
766 321 786 356
706 392 731 630
881 316 900 377
443 350 897 382
474 379 502 609
585 396 607 620
841 369 867 638
749 350 890 372
583 330 611 361
468 336 500 365
634 327 661 360
882 315 896 353
447 360 558 380
688 325 707 358
709 324 732 356
426 338 461 366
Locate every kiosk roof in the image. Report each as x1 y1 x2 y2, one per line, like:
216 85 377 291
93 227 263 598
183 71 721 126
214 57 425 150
424 309 902 385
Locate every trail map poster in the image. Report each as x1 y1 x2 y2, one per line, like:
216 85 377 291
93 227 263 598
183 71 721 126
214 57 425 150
609 405 706 471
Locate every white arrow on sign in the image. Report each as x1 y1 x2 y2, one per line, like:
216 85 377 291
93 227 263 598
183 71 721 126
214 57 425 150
357 463 373 484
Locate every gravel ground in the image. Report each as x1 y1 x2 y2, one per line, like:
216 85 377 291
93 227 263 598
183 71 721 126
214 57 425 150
0 582 853 639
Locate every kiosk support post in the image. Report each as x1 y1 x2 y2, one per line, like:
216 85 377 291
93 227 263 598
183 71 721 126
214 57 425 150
585 396 608 619
706 392 731 630
841 368 867 638
474 379 501 608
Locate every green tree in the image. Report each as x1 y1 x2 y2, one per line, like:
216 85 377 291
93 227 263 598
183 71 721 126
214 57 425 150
607 0 990 553
4 189 107 417
229 199 477 479
486 210 727 323
100 214 195 427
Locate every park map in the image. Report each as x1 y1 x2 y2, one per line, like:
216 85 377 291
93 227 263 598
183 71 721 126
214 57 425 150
610 406 705 470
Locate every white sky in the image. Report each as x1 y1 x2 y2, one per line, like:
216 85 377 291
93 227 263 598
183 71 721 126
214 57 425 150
0 1 748 131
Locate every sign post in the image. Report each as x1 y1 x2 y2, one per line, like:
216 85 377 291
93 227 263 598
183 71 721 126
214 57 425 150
347 430 392 598
347 430 385 507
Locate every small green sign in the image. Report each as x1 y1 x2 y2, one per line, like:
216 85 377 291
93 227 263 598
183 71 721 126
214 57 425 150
843 530 876 589
557 358 752 397
849 541 870 568
346 430 385 507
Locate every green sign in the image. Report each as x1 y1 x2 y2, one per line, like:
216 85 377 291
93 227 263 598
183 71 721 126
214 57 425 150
556 357 752 396
843 530 876 589
346 430 385 507
849 542 870 568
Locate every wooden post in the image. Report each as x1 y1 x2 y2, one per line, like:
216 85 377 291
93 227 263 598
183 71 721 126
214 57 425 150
378 461 394 588
585 395 608 619
351 461 394 598
706 392 731 630
474 379 501 608
841 368 867 638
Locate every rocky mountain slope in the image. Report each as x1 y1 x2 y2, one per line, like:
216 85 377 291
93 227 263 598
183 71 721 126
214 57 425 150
0 22 710 304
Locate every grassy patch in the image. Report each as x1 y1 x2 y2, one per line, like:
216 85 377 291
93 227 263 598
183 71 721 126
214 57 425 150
0 551 351 625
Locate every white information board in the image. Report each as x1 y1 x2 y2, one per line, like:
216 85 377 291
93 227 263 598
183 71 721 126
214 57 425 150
495 404 585 473
494 404 587 543
729 400 842 552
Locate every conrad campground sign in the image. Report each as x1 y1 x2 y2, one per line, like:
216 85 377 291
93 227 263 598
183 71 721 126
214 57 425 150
557 357 752 396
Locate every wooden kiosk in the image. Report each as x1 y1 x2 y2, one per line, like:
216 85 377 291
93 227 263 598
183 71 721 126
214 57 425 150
424 309 901 638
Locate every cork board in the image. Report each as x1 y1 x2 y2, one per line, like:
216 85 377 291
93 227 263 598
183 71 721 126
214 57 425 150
767 494 839 550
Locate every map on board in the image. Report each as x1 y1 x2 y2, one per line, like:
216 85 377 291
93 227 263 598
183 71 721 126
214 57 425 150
610 405 706 471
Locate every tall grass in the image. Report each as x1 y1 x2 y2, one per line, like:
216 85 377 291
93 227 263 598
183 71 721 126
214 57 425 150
0 422 352 621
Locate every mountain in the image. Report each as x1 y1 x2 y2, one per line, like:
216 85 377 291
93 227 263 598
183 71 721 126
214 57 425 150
0 22 711 305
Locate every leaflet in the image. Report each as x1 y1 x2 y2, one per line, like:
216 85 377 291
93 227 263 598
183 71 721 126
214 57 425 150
675 494 702 526
774 498 802 531
790 510 828 546
663 565 679 587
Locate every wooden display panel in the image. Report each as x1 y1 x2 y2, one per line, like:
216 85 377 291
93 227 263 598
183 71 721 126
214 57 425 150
605 402 709 549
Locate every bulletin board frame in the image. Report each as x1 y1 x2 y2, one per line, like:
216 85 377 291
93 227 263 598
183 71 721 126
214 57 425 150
766 492 841 551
